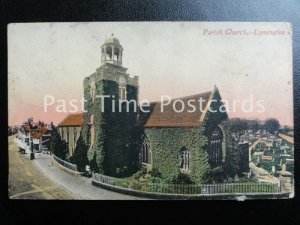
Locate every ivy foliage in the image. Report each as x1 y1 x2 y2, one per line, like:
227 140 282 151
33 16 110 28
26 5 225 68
222 121 240 178
142 87 239 184
77 79 240 184
145 127 210 184
201 87 228 137
82 78 138 177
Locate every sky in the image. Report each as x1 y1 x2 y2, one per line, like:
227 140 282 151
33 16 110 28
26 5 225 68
8 22 293 126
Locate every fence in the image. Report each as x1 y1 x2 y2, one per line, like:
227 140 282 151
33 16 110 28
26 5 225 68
53 155 79 172
145 182 280 195
93 173 116 185
92 173 280 195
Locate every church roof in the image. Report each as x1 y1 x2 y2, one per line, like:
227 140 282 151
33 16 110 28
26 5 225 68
142 91 213 127
58 113 84 127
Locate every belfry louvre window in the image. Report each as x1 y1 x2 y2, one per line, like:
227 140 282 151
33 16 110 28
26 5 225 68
119 86 127 101
74 128 77 148
66 127 69 143
208 126 223 166
180 147 191 170
61 128 64 140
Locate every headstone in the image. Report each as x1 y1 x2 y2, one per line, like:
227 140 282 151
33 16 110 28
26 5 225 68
272 166 275 173
282 164 286 172
279 164 293 193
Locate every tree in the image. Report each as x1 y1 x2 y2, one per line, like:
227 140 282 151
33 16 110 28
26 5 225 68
70 135 88 172
223 121 240 178
229 118 262 133
49 125 68 160
264 118 280 134
229 118 247 133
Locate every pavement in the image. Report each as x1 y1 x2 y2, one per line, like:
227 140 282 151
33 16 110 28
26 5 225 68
8 135 146 200
248 139 279 184
249 162 279 184
278 133 294 144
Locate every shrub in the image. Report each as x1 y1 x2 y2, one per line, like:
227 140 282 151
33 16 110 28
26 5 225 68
129 181 143 191
70 135 88 172
171 173 194 184
133 170 146 180
150 168 162 178
148 176 164 184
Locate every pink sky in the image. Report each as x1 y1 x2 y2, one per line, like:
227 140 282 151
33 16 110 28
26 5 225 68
8 22 293 127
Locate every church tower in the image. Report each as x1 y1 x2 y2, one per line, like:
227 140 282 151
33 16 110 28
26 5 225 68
82 34 139 177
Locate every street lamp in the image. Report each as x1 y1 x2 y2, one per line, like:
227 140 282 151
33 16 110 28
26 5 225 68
29 139 35 160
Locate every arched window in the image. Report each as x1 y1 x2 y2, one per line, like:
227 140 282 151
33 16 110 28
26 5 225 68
141 135 151 164
118 77 127 101
180 147 191 171
105 46 112 60
119 86 127 100
208 126 223 166
114 47 120 61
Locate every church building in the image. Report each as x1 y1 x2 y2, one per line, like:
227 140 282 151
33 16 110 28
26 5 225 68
66 34 239 183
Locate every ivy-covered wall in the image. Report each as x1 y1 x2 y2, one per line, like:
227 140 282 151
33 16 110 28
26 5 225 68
143 87 239 184
81 77 138 177
145 126 209 184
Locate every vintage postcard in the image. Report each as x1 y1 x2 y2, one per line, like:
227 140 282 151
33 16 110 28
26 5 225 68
8 22 294 200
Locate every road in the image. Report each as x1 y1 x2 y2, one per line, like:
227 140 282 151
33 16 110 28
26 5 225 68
8 136 74 199
8 136 145 200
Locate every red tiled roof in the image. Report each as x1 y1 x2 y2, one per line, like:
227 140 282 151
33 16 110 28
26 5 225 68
143 91 212 127
22 125 32 132
58 113 84 127
32 126 48 139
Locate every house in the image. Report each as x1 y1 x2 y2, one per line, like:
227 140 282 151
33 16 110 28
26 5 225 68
58 113 84 157
16 120 36 153
15 118 52 154
31 125 52 153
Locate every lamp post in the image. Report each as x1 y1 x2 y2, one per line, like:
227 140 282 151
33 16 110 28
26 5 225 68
29 139 35 160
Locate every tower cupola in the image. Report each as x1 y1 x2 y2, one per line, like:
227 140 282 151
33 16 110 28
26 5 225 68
101 34 123 66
